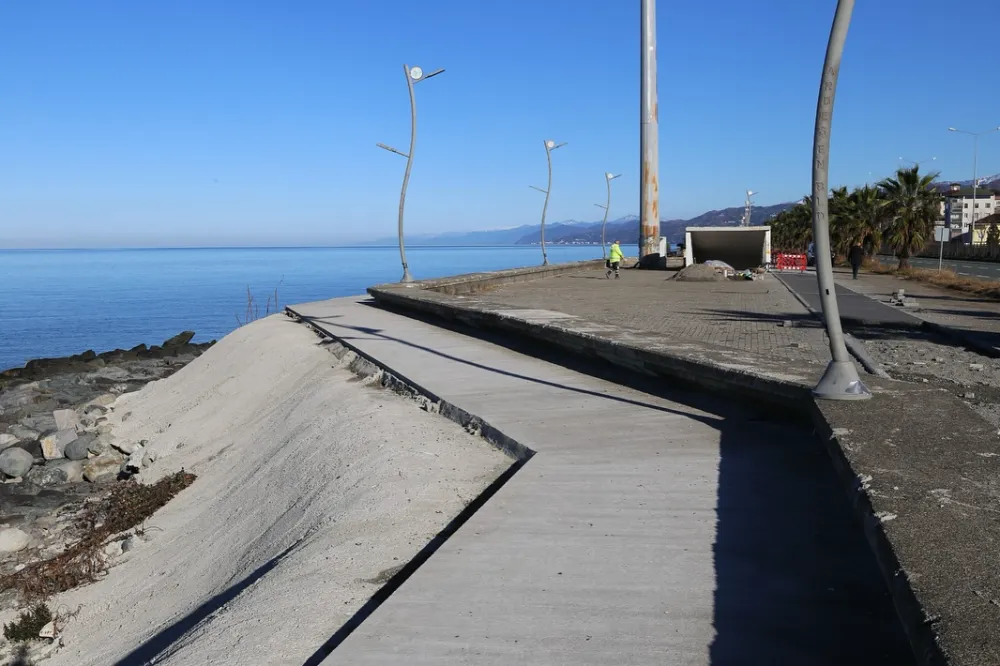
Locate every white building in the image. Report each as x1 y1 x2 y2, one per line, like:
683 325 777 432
939 183 1000 243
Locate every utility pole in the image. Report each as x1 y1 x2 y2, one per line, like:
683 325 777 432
949 127 1000 245
810 0 870 400
639 0 661 266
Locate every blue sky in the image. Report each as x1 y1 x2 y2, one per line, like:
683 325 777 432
2 0 998 247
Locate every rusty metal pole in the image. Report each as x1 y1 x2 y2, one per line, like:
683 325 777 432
811 0 870 400
639 0 660 267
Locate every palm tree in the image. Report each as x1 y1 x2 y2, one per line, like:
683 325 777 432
848 184 886 256
878 166 941 269
828 186 854 255
769 197 813 251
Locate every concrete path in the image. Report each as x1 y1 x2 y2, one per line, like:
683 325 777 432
777 271 923 327
288 297 912 666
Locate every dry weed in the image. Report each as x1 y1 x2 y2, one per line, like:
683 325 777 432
0 471 196 603
864 258 1000 300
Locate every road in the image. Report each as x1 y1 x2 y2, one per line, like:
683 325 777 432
879 254 1000 279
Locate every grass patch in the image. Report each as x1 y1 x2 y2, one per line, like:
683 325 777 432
0 471 196 603
864 258 1000 300
3 604 51 643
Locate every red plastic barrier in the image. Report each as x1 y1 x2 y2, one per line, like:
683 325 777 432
773 253 807 272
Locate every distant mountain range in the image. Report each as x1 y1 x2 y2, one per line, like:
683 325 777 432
364 176 1000 248
366 203 798 247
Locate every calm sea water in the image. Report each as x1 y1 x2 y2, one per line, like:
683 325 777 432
0 245 602 371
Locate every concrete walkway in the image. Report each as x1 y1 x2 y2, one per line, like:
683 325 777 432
288 297 911 665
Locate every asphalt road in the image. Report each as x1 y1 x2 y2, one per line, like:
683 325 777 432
879 255 1000 280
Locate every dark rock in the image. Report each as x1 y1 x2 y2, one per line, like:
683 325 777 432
64 434 94 461
25 465 68 487
163 331 196 348
146 345 166 359
71 350 97 362
129 344 148 354
0 447 34 477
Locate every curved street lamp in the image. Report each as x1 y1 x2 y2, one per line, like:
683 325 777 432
530 139 567 266
376 63 444 283
948 126 1000 244
810 0 870 401
898 156 937 168
595 172 622 258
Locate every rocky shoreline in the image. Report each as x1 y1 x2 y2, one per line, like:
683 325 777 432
0 333 213 613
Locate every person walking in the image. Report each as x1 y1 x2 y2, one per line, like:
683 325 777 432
606 240 624 279
848 240 864 280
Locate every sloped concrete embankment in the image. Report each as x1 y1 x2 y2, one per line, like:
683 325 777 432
27 315 520 666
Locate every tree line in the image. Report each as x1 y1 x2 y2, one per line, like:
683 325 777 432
768 165 943 269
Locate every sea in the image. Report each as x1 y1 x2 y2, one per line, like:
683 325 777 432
0 245 603 371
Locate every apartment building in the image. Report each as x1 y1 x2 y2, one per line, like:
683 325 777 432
939 183 1000 243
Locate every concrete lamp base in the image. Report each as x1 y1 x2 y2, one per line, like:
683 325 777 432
813 360 872 401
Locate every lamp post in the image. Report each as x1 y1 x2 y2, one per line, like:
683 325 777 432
898 156 937 169
811 0 871 401
594 172 622 258
530 139 567 266
948 126 1000 245
742 190 757 227
376 64 444 283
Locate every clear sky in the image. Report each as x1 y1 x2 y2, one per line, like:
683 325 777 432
2 0 998 247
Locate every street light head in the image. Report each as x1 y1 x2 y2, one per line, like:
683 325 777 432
948 127 957 132
545 140 556 149
606 172 614 180
409 66 424 81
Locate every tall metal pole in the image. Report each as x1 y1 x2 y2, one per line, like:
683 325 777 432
531 140 565 266
639 0 661 266
541 140 553 266
597 173 621 258
949 127 1000 244
398 64 418 282
377 64 444 283
972 136 979 245
811 0 870 401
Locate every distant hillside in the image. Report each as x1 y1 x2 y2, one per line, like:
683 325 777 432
363 202 798 247
513 202 797 246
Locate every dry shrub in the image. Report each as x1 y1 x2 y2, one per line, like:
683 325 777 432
864 258 1000 300
0 471 196 603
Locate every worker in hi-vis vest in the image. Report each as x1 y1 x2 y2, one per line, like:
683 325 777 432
606 240 624 279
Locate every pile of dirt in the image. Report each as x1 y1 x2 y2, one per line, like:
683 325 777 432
675 264 726 282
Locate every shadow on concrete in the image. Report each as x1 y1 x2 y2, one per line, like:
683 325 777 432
111 540 304 666
709 419 915 665
303 313 728 427
303 301 917 664
695 308 825 329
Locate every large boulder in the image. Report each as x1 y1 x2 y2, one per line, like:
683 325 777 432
40 430 77 460
163 331 196 348
83 451 124 483
53 409 80 432
0 527 29 553
64 434 95 461
25 465 69 487
0 447 34 477
47 459 84 483
8 425 39 441
0 433 18 450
